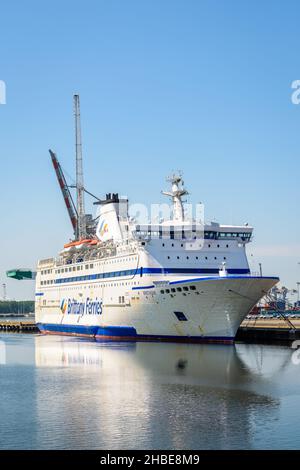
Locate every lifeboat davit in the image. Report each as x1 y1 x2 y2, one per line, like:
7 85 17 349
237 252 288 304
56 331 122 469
88 240 98 247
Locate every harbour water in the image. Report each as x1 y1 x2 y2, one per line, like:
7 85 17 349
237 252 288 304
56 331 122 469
0 333 300 450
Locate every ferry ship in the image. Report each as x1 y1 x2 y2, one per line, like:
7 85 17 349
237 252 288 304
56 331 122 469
35 173 279 343
35 96 279 343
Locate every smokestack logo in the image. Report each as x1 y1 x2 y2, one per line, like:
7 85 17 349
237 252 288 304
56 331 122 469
0 81 6 104
99 219 109 237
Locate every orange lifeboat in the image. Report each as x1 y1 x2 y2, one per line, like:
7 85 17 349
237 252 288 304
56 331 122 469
63 239 94 250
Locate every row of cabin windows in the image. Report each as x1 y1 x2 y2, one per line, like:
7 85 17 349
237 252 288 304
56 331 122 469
56 264 93 274
162 243 229 248
160 286 196 294
40 280 140 289
54 256 138 275
166 255 227 260
66 256 137 266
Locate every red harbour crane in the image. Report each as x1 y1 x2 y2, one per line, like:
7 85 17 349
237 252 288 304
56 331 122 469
49 149 78 238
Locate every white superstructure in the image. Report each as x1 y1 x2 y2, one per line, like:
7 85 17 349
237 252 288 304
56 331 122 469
35 175 278 343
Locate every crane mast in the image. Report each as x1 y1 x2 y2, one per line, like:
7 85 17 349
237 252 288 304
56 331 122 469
74 94 86 239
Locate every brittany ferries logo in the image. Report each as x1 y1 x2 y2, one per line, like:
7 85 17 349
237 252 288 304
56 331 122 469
60 299 68 314
60 298 103 316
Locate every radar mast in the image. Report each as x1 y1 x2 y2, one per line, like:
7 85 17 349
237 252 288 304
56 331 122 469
162 173 188 222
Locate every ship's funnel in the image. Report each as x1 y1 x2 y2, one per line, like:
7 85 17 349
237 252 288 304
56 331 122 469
96 193 128 242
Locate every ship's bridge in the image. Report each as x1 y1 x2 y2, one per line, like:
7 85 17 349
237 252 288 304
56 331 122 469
133 223 252 243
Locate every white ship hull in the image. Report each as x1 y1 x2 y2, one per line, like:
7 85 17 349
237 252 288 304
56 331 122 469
36 275 278 343
35 172 279 344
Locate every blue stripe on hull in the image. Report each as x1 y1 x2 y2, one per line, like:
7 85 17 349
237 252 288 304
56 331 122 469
36 323 234 344
37 323 99 336
54 267 251 284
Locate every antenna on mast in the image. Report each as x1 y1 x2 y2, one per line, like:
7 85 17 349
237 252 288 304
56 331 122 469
162 173 188 222
74 94 86 239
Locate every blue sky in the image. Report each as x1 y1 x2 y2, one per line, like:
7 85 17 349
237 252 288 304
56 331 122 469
1 0 300 300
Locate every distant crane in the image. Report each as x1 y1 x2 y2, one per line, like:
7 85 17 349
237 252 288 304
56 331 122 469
2 283 6 300
49 149 78 238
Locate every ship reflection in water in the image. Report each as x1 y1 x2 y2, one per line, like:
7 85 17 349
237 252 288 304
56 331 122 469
0 334 300 449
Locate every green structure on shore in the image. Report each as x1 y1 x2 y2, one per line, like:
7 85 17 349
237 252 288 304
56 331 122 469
6 269 36 281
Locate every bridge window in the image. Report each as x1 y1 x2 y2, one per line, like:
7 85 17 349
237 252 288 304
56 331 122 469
204 231 216 239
